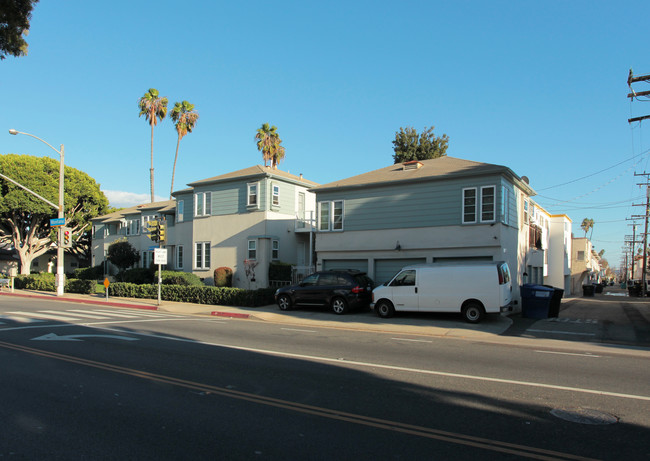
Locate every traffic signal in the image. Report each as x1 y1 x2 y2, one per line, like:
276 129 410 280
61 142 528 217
61 227 72 248
148 220 160 242
158 220 166 243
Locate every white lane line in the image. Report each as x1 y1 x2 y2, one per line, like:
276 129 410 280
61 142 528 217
0 315 46 324
281 328 317 333
391 338 433 343
88 326 650 403
535 350 601 358
527 329 596 336
91 310 150 318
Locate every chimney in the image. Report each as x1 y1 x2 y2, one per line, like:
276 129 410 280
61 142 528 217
299 173 303 180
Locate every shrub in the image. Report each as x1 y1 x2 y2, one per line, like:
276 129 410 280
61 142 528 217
213 267 233 287
116 267 155 284
73 264 105 280
269 261 292 282
108 283 275 307
157 270 203 286
65 279 95 294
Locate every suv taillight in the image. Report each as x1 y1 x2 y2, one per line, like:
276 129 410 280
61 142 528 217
351 285 364 294
498 267 504 285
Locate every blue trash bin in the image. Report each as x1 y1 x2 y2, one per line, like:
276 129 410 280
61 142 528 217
521 284 554 319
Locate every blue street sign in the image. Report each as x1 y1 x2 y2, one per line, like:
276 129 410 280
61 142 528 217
50 218 65 227
148 246 158 251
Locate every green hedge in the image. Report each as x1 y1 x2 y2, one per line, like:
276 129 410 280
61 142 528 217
269 261 292 282
73 265 104 280
108 283 275 307
13 273 95 294
157 270 204 286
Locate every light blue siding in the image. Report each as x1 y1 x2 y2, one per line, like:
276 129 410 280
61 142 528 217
317 176 510 231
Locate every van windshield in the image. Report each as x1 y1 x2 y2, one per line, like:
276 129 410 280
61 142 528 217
390 270 416 286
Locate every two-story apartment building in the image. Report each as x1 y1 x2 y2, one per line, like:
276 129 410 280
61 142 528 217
91 200 176 274
570 236 600 293
92 166 319 288
309 157 536 306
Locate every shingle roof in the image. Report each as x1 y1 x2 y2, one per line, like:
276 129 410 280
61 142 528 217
186 165 319 188
93 199 175 223
312 156 534 194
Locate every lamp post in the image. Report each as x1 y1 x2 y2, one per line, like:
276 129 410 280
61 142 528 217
8 129 65 296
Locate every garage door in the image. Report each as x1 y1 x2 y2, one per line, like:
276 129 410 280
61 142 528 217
322 259 368 273
374 258 426 285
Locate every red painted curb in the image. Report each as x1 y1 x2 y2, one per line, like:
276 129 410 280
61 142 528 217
0 291 158 310
211 311 250 319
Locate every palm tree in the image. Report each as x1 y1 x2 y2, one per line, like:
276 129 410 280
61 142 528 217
138 88 168 202
255 123 285 169
169 101 199 198
581 218 594 239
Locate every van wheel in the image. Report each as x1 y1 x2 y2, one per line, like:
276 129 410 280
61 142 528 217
331 297 348 315
462 302 485 323
277 295 292 311
376 300 395 319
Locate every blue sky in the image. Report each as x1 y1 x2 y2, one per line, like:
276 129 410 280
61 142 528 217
2 0 649 269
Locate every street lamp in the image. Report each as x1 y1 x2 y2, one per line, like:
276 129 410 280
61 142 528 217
8 129 65 296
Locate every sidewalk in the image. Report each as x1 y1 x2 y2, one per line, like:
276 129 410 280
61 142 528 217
2 288 649 355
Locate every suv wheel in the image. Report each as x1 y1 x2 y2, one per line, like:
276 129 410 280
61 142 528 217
277 294 292 311
331 297 348 315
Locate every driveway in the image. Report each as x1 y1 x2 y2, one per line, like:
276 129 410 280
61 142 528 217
504 286 650 348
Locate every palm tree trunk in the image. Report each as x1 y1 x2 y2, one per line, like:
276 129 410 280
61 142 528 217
170 134 181 199
150 123 155 203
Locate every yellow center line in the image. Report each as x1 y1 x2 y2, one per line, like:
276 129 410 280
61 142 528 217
0 340 598 461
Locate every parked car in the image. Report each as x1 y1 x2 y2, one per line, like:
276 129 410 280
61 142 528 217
371 261 513 323
274 270 374 314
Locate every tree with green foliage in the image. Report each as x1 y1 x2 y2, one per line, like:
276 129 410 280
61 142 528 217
0 0 39 60
0 153 109 274
392 126 449 164
106 239 140 272
255 123 285 169
138 88 168 202
169 100 199 198
581 218 594 239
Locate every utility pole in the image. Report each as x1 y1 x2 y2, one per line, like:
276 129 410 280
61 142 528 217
632 175 650 295
628 69 650 123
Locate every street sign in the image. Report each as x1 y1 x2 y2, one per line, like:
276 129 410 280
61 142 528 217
50 217 65 227
154 248 168 265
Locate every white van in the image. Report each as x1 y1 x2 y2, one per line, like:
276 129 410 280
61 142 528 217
371 261 513 323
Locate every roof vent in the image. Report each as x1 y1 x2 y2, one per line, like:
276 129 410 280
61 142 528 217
403 161 423 170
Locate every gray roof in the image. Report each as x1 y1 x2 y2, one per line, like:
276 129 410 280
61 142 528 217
93 199 176 223
186 165 319 189
311 156 535 195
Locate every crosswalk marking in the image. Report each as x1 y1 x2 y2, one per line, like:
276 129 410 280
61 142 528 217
1 308 187 325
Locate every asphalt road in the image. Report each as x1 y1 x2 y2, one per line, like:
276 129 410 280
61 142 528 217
0 296 648 460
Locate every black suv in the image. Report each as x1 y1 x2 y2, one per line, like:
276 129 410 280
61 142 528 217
274 270 374 314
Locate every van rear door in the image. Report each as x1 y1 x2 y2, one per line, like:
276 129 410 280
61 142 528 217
388 269 419 311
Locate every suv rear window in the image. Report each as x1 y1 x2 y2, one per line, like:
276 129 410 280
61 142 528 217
353 274 373 288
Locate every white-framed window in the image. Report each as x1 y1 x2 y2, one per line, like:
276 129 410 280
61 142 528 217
318 200 344 231
142 250 152 268
333 201 344 230
272 184 280 207
319 202 330 231
194 242 210 269
462 188 477 224
501 186 509 225
248 240 257 260
176 245 184 270
480 186 496 222
125 219 140 236
194 192 211 217
247 182 258 207
272 240 279 260
177 200 184 223
523 198 529 225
